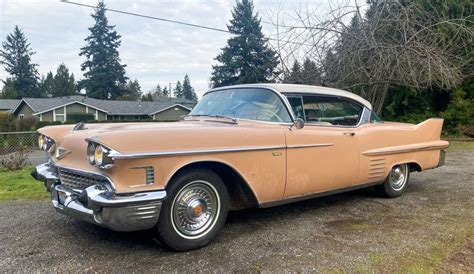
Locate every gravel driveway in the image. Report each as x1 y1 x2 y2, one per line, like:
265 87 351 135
0 151 473 272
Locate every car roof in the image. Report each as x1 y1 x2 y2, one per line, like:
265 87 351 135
209 83 372 110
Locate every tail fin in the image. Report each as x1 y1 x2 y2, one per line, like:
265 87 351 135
415 118 444 141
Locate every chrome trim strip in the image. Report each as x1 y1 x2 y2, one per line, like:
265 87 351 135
109 145 287 159
287 143 334 149
362 144 449 156
109 143 335 159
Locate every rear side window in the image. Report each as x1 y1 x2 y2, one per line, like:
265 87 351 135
302 96 363 126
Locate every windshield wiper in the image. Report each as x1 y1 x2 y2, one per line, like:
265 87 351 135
183 114 238 124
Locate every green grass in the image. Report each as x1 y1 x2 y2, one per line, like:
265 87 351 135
446 141 474 152
0 166 48 201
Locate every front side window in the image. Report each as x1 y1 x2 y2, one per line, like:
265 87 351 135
287 96 305 120
370 111 384 123
189 88 292 123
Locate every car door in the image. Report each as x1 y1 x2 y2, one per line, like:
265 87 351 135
284 95 363 198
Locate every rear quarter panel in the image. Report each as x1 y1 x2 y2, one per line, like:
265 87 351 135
354 118 449 185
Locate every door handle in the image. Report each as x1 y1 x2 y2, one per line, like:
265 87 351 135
343 132 355 136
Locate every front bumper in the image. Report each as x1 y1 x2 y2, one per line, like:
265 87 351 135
32 162 166 232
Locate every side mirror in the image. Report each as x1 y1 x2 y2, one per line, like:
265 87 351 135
289 118 305 131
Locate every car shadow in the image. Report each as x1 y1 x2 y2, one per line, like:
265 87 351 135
57 183 425 252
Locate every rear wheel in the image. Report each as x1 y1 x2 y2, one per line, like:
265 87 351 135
157 168 229 251
375 163 410 198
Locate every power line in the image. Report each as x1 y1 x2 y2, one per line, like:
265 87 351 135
60 0 313 47
60 0 229 33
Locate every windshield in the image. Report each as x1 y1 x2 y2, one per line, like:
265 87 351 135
189 88 292 123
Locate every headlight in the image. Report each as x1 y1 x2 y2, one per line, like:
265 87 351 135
38 134 55 152
87 142 114 169
94 145 104 166
87 142 96 165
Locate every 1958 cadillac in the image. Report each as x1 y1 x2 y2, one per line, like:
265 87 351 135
32 84 449 251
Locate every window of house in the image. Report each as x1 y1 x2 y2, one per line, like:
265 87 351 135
55 115 65 122
18 114 25 120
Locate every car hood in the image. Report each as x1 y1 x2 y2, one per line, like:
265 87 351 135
39 120 286 165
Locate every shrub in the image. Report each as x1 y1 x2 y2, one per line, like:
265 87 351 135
1 148 28 171
441 88 474 135
35 121 51 130
67 113 95 123
15 116 38 131
0 112 14 132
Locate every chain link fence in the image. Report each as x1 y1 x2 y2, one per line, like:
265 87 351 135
0 131 39 155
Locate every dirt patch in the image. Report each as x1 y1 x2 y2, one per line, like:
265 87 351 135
437 240 474 272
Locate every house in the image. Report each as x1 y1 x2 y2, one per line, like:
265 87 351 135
0 99 20 113
7 96 195 122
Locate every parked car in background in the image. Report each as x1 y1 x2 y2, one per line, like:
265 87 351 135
32 84 449 251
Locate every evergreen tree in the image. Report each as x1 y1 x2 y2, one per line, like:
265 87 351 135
146 93 153 101
173 81 183 98
285 60 303 84
0 78 19 99
162 86 169 97
301 58 322 85
210 0 279 87
52 63 75 97
118 79 141 101
0 26 40 97
78 2 127 99
152 84 163 100
182 74 198 102
41 72 55 97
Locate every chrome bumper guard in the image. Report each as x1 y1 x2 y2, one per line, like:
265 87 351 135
32 163 166 232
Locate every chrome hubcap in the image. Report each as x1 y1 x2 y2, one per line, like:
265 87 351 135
171 181 220 239
389 164 407 191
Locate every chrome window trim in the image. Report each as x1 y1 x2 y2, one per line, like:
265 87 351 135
282 93 370 128
201 86 296 122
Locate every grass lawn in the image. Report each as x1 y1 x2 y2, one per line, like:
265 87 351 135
446 140 474 152
0 166 48 201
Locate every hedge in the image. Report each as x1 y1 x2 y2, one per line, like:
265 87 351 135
67 113 95 123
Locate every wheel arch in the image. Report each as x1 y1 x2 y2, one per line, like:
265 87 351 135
166 160 259 210
389 160 422 173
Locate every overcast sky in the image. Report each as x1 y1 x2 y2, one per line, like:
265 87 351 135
0 0 366 98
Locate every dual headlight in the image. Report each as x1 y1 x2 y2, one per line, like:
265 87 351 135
38 134 55 152
87 142 114 169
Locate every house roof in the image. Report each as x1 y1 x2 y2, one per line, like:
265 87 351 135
209 83 373 110
0 99 20 111
12 96 195 116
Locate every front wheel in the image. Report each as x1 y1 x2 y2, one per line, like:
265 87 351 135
157 168 229 251
375 163 410 198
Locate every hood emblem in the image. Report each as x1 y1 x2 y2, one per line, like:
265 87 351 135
55 147 71 160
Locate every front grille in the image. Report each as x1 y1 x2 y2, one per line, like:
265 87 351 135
58 168 109 191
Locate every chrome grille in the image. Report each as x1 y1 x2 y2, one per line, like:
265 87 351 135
58 168 109 191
